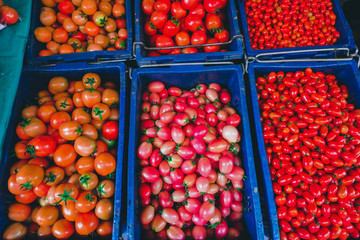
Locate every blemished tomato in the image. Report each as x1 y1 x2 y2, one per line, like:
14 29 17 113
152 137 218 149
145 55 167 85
75 212 99 235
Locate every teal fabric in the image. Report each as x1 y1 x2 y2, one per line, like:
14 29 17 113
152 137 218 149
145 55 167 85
0 0 32 161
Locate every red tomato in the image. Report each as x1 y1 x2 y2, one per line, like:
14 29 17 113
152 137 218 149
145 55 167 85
102 121 119 140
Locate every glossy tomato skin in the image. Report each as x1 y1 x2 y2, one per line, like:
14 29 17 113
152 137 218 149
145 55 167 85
102 121 119 140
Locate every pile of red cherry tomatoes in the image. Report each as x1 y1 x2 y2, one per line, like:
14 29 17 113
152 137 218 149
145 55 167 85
245 0 340 50
257 68 360 239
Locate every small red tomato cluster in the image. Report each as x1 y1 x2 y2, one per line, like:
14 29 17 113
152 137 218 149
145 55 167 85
34 0 127 56
142 0 230 56
3 74 120 239
257 68 360 240
137 81 245 239
245 0 340 50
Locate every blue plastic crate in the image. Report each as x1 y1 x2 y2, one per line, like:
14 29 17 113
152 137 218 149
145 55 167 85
238 0 356 60
248 60 360 240
126 65 264 240
0 62 127 240
134 0 243 66
26 0 133 65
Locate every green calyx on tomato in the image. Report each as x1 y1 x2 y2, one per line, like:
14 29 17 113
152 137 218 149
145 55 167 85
99 16 108 26
209 222 220 229
106 172 115 180
25 145 36 158
60 99 70 109
19 117 30 128
148 21 156 30
80 174 93 188
96 183 107 198
74 125 83 135
84 78 95 87
110 101 119 108
44 172 57 184
93 107 104 121
70 42 80 50
56 187 77 205
82 107 91 113
85 192 95 202
20 180 33 191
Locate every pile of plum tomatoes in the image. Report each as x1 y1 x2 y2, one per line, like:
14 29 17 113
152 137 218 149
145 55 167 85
245 0 340 50
138 81 246 239
3 73 120 240
34 0 127 56
142 0 231 56
257 68 360 240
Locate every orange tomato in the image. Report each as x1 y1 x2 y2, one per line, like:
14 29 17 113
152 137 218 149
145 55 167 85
81 0 97 15
54 144 77 167
37 105 57 123
62 201 79 222
59 120 82 140
72 108 91 124
53 28 69 43
81 89 101 108
84 21 100 37
59 44 75 54
92 103 110 121
81 123 98 140
55 97 74 112
74 136 96 156
34 27 52 43
72 92 85 108
36 206 59 227
50 111 71 129
76 156 95 174
94 152 116 176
